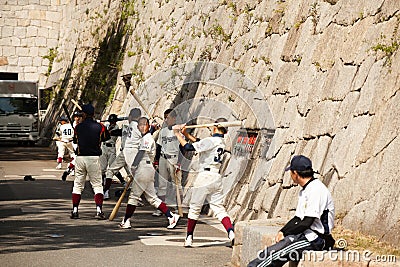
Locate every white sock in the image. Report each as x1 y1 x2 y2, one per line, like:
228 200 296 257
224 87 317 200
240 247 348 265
96 206 102 213
73 207 78 213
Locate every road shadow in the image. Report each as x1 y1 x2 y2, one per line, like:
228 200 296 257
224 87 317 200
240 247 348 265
0 178 187 254
0 143 54 161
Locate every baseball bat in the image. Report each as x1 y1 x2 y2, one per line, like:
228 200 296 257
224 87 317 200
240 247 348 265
174 170 183 217
71 99 82 110
173 120 244 130
100 117 128 122
108 175 133 221
62 103 73 126
129 89 154 121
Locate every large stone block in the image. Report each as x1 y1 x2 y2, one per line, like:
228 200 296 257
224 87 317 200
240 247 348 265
231 219 286 267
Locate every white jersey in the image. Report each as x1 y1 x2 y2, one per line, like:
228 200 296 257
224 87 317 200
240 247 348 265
295 178 335 241
138 132 156 163
124 120 141 149
192 135 225 171
59 123 74 142
157 126 180 156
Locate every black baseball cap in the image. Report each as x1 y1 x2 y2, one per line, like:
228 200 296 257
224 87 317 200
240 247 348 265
285 155 313 172
59 116 68 122
72 111 82 118
108 114 118 122
81 104 95 115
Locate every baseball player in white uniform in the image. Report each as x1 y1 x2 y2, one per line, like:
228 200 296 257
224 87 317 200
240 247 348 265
152 109 182 216
119 117 180 229
174 118 235 247
247 155 335 267
105 108 141 182
100 114 126 199
55 116 76 170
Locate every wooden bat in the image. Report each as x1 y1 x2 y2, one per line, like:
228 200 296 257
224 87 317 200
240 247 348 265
62 103 73 126
71 99 82 110
173 120 244 130
129 89 153 121
108 175 133 221
174 170 183 216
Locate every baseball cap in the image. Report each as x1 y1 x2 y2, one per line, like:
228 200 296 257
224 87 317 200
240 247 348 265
285 155 313 172
81 104 95 115
108 114 118 122
59 116 68 122
72 111 82 118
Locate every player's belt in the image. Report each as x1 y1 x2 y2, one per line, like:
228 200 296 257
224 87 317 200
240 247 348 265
104 143 115 147
203 168 219 173
161 153 177 159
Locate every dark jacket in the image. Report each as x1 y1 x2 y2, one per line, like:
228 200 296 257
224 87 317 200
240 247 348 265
74 118 110 156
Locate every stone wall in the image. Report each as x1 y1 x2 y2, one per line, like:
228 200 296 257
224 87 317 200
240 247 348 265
0 0 65 85
2 0 399 246
105 0 400 245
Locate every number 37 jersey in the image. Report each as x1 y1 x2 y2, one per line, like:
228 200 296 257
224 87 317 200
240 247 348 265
192 136 225 171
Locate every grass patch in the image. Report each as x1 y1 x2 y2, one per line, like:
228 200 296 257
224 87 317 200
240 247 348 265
332 224 400 257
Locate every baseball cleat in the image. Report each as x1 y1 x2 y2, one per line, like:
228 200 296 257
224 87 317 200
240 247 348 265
228 230 235 246
70 211 79 219
184 235 193 247
95 212 106 220
167 213 180 229
152 210 163 217
56 163 62 169
119 218 131 229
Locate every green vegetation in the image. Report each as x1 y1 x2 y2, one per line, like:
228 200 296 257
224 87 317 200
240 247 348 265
371 25 400 66
127 51 136 57
42 47 58 76
294 55 302 65
131 64 145 85
209 24 231 43
121 0 136 20
371 41 399 58
333 225 400 257
79 0 135 108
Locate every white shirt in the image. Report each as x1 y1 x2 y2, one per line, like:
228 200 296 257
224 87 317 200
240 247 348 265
138 132 156 163
295 179 335 241
192 135 225 171
157 126 180 156
124 120 141 149
59 123 74 142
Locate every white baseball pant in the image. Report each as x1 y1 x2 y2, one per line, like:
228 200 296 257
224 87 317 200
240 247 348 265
57 141 76 161
188 170 229 221
157 156 181 206
100 145 116 175
128 163 162 208
72 156 103 195
105 149 131 178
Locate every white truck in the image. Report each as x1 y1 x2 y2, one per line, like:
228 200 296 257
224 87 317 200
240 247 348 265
0 80 40 145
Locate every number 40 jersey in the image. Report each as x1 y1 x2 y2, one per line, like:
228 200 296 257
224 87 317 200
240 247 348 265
59 123 74 142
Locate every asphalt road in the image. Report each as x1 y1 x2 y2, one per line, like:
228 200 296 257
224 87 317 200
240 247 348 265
0 142 234 267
